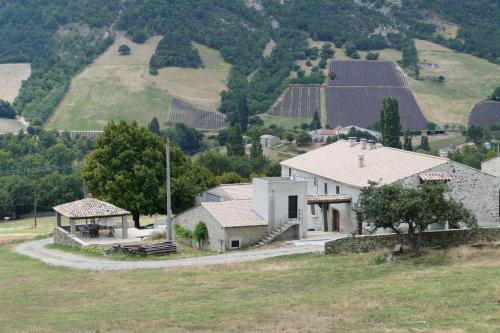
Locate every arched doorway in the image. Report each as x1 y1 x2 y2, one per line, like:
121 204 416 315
332 209 340 232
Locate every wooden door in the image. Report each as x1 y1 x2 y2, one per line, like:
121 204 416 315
332 209 340 232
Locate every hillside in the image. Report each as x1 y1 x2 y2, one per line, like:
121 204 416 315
47 33 171 130
409 40 500 126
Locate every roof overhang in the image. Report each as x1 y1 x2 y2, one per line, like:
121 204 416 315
307 194 352 204
419 172 452 182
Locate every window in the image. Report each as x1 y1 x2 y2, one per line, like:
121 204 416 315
336 186 340 194
324 183 328 194
230 239 241 249
310 205 316 216
288 168 292 176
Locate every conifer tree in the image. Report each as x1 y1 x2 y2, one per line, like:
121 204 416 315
310 110 321 130
250 129 263 159
238 94 249 133
380 97 402 149
403 129 413 151
226 123 245 156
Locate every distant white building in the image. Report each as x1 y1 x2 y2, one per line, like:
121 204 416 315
309 129 337 142
482 156 500 178
335 125 381 139
260 134 281 148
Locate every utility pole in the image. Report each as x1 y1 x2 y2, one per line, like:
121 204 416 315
166 139 173 240
33 187 38 229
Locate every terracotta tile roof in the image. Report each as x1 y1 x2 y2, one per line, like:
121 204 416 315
419 172 452 181
307 194 352 204
281 140 448 188
201 200 266 228
53 198 130 219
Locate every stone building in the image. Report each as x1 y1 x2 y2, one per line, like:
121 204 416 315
173 177 307 252
280 138 500 233
481 156 500 178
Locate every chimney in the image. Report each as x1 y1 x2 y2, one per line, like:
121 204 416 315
367 140 375 150
360 138 367 149
348 137 357 146
358 154 365 168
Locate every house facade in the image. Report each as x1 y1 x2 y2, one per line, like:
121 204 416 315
173 177 308 252
280 139 500 233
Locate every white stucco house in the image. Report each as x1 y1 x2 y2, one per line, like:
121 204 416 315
260 134 281 148
481 155 500 178
281 138 500 233
174 178 308 252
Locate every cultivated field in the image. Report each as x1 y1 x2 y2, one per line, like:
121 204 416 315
144 42 231 109
0 118 26 134
469 101 500 127
1 240 500 332
327 87 427 130
328 60 408 87
409 40 500 125
47 33 172 130
268 85 321 118
0 63 31 102
260 114 312 129
168 97 226 130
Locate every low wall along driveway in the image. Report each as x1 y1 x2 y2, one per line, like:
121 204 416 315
325 227 500 254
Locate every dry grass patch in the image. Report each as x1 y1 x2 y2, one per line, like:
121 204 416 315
144 42 230 109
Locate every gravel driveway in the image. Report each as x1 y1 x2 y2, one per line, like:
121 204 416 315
14 238 325 271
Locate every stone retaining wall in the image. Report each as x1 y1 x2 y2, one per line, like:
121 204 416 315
325 227 500 254
53 227 86 248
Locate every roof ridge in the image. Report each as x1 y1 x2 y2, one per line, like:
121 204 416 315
381 146 449 162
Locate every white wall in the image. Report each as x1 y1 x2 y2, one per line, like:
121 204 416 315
482 157 500 178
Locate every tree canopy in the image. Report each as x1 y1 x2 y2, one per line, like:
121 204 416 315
0 100 16 119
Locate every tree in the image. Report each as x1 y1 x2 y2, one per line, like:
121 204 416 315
226 123 245 156
0 100 16 119
490 86 500 101
380 97 401 149
403 129 413 151
162 122 203 153
329 72 336 81
310 110 321 130
148 117 160 135
419 135 430 151
356 182 477 256
295 131 312 146
193 221 208 247
238 93 249 133
426 122 438 132
366 52 379 60
250 129 263 159
118 44 131 55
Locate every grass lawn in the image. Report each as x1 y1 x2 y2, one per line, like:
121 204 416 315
0 216 54 245
46 241 213 261
47 33 172 130
0 243 499 332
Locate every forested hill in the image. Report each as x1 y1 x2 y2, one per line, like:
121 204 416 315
1 0 499 127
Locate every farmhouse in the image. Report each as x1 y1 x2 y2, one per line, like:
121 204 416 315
174 177 308 252
482 155 500 178
281 138 500 233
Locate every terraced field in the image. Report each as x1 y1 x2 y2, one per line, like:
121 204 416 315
0 63 31 102
168 97 226 130
469 101 500 127
0 118 26 134
268 85 321 118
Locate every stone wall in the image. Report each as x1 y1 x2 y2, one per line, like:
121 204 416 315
275 224 300 242
325 227 500 254
53 226 86 248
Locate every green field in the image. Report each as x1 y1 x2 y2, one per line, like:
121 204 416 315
261 114 312 128
1 242 499 332
47 33 172 130
410 40 500 126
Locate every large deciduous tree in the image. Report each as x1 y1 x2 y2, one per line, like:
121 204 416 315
380 97 402 149
356 182 477 256
82 121 165 228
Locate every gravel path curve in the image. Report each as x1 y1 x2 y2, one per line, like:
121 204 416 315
14 238 324 271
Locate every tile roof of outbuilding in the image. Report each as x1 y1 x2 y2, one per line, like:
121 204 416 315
281 140 448 188
201 200 266 228
53 198 130 219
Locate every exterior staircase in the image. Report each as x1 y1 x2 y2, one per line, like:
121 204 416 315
256 210 302 246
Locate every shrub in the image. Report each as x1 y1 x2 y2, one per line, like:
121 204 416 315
118 44 131 55
174 224 193 239
193 221 208 246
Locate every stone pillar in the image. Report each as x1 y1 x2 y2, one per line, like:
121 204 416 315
122 216 128 239
56 213 62 227
69 219 76 235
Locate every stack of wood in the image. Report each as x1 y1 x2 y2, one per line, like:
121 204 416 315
110 241 177 256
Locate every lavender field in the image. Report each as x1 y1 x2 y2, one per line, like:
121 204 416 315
268 85 321 118
328 60 407 87
469 101 500 127
168 97 226 130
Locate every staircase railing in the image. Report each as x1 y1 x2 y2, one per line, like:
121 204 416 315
278 209 303 229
